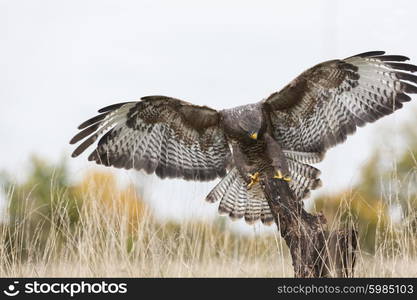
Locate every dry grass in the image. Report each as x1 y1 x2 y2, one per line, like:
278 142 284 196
0 181 292 277
1 179 417 278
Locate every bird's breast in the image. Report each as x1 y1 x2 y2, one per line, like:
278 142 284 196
240 139 271 168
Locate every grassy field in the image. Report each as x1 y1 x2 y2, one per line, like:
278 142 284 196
1 173 417 278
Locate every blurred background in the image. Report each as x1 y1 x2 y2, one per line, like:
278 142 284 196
1 0 417 276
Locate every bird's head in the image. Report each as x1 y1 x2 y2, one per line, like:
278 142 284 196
239 110 264 141
222 104 265 141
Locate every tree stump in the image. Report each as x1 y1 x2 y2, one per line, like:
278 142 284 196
261 171 357 278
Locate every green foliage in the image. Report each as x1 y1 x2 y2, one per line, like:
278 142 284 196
315 118 417 254
0 156 81 260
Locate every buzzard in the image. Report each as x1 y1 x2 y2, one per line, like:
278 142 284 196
70 51 417 225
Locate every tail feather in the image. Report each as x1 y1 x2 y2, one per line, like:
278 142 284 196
231 184 248 220
206 152 323 225
224 176 245 219
206 168 239 203
207 167 270 225
217 172 241 215
260 201 274 225
287 158 322 200
283 150 324 164
244 184 263 224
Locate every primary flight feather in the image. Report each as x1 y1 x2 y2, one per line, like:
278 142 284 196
70 51 417 225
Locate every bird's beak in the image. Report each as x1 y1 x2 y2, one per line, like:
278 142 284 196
249 132 258 140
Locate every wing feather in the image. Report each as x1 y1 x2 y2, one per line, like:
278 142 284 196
70 96 231 181
264 51 417 155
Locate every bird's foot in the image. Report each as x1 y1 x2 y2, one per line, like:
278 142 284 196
247 172 260 190
273 170 291 182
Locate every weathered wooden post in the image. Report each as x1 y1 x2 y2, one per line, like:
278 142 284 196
261 167 357 278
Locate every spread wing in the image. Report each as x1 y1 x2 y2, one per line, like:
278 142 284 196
70 96 231 181
263 51 417 157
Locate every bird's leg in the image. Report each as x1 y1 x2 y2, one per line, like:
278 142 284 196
264 133 292 182
247 172 260 190
231 141 260 189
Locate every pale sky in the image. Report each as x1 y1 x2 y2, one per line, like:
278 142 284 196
1 0 417 231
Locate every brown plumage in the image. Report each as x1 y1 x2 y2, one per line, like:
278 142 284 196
70 51 417 225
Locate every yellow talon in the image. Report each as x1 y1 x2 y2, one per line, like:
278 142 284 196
247 172 260 190
274 170 291 182
273 170 283 179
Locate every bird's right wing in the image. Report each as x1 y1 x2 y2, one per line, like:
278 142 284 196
263 51 417 159
70 96 231 181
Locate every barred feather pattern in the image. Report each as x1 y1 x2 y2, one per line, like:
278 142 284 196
282 150 324 164
70 96 231 181
206 168 274 225
266 52 417 155
286 158 322 199
205 153 321 225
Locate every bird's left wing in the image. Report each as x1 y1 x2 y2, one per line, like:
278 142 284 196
70 96 231 181
263 51 417 158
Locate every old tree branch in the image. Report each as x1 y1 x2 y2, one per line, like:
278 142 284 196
261 169 357 278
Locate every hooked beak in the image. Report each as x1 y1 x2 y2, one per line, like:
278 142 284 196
249 132 258 140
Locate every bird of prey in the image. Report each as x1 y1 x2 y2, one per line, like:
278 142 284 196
70 51 417 225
